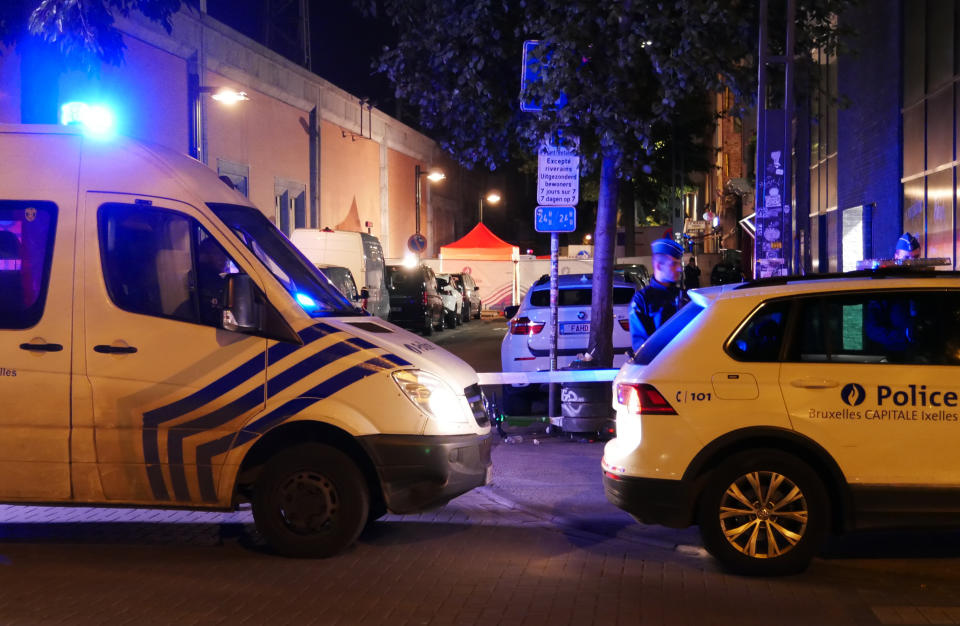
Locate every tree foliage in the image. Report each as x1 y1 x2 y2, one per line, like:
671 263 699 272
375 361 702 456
1 0 193 66
369 0 852 367
370 0 851 176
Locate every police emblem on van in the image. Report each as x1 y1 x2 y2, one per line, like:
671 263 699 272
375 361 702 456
841 383 866 406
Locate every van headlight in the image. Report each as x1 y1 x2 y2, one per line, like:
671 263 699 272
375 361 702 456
392 370 468 423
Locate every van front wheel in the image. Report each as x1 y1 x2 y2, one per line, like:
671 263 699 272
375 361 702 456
253 443 369 558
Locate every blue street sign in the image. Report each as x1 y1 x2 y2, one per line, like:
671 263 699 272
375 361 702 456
407 233 427 253
520 40 568 113
535 206 576 233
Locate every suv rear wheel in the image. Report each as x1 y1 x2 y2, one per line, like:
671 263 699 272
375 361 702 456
252 443 369 558
697 449 829 576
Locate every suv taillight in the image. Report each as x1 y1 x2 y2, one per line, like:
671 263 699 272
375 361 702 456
509 316 546 335
618 319 630 331
616 383 677 416
422 292 429 306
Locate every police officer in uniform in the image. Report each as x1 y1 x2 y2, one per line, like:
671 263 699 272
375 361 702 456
629 237 689 352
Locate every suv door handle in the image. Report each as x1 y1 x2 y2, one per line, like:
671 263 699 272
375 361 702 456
19 342 63 352
93 345 138 354
790 378 839 389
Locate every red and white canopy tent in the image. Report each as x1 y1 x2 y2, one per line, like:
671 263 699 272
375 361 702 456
438 223 520 309
439 223 520 261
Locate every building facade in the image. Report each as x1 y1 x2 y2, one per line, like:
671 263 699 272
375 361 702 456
0 7 470 258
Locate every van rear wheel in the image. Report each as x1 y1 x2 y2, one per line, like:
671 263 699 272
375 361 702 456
697 450 828 576
253 443 369 558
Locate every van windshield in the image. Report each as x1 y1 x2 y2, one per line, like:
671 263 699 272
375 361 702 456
208 203 358 316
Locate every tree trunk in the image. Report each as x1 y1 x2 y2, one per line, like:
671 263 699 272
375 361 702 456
588 150 620 368
622 182 636 257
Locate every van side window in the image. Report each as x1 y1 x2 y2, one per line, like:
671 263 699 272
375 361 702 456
0 200 57 329
98 204 241 328
726 301 790 362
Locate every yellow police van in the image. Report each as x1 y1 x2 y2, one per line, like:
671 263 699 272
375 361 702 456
0 125 491 557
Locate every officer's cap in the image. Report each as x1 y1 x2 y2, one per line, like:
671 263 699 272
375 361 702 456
651 238 683 259
896 232 920 253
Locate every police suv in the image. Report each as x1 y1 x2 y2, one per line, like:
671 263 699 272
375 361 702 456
602 269 960 575
0 125 491 557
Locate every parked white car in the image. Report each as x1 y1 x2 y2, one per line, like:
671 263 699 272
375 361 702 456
499 273 635 414
436 273 464 328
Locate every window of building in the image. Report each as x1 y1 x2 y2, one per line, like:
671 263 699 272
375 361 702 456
98 203 241 328
901 0 958 269
0 200 57 329
809 49 838 272
217 159 250 197
274 178 306 236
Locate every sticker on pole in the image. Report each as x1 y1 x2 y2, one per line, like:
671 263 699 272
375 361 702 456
407 233 427 253
535 206 576 233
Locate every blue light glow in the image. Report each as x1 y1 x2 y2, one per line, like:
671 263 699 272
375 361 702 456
60 102 116 138
295 292 318 310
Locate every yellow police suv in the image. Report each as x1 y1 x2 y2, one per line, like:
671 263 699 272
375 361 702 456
602 268 960 575
0 125 491 557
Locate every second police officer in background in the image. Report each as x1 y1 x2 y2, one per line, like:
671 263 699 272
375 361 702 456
629 238 690 353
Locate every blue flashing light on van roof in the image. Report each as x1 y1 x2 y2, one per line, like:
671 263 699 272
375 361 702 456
295 292 319 310
60 102 116 137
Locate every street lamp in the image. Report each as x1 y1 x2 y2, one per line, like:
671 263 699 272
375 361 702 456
189 75 250 162
414 164 445 237
479 191 501 223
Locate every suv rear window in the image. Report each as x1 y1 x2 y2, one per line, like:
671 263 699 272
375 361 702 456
633 303 704 365
530 286 634 307
387 267 423 293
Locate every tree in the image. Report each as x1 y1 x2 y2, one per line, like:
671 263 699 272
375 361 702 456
1 0 192 67
369 0 852 367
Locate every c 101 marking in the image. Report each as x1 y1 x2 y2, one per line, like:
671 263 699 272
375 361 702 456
676 391 712 402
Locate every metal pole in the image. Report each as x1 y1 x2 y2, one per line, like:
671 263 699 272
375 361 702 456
415 165 422 236
548 231 560 419
784 0 796 274
479 195 483 223
754 0 768 280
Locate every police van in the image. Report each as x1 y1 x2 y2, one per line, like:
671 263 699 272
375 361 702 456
0 125 491 557
602 269 960 575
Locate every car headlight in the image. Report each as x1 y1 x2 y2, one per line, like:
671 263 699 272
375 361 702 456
392 369 468 423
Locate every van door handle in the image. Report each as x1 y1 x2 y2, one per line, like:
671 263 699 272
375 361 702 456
93 345 138 354
790 378 838 389
19 342 63 352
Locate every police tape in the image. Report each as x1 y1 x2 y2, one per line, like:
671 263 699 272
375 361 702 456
476 369 620 385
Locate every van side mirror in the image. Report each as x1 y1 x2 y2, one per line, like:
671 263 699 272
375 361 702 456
504 305 520 320
223 274 261 332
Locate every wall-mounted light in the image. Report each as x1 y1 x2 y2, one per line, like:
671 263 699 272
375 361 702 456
209 87 250 105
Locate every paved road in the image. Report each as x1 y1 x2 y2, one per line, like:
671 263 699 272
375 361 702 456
2 319 960 624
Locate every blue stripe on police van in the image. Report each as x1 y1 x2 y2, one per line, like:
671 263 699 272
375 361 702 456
381 353 412 367
195 358 393 502
143 322 338 500
244 358 392 435
166 337 376 501
195 430 258 502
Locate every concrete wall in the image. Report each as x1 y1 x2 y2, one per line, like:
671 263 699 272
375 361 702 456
318 119 380 237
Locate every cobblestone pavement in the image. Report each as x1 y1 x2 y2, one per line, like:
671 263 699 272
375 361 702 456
1 436 960 625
